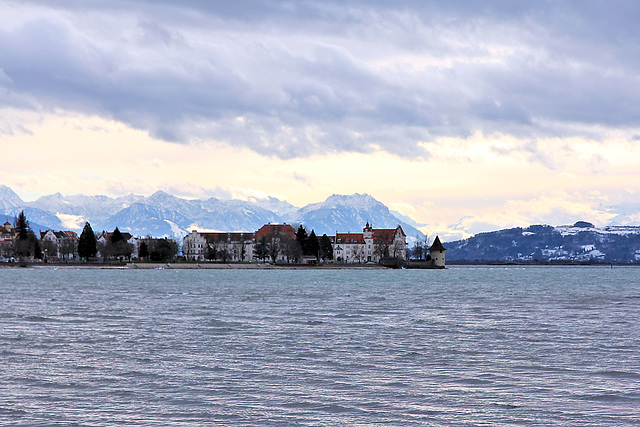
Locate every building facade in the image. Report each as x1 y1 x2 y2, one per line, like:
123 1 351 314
96 230 139 259
182 222 410 264
333 223 406 263
183 230 256 262
40 230 79 261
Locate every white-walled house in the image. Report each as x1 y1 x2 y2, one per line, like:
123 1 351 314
333 223 406 263
40 230 79 260
96 230 139 259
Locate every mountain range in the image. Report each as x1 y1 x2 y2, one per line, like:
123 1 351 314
5 185 640 262
0 185 424 239
445 222 640 263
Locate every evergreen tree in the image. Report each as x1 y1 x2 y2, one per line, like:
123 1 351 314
110 227 124 244
319 234 333 261
139 241 149 260
13 211 33 258
78 222 97 259
108 227 132 259
306 230 320 257
33 237 43 260
149 238 178 262
295 225 308 252
15 211 29 240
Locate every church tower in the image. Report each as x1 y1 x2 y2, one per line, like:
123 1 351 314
363 222 373 239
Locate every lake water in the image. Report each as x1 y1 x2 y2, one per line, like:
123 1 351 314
1 266 639 426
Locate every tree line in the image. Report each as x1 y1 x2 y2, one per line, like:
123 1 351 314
201 224 333 263
78 222 178 261
1 211 178 262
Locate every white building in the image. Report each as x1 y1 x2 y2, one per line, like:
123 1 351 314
333 223 406 263
183 230 255 262
96 230 139 259
40 230 79 260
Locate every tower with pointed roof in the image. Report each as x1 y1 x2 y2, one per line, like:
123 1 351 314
363 222 373 240
428 235 446 268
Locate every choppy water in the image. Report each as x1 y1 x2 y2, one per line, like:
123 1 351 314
1 266 639 426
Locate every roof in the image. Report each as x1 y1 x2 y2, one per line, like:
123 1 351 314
372 225 405 244
429 235 446 251
334 225 405 245
335 233 365 244
40 230 79 240
255 223 296 240
99 231 133 241
201 232 255 244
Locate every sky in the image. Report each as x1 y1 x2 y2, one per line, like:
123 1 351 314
1 0 640 240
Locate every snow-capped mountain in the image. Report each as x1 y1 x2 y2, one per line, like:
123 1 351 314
100 191 282 236
0 186 425 239
247 196 299 219
26 192 143 225
294 194 424 239
0 185 24 211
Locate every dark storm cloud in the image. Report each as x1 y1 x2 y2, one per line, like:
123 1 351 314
2 0 640 159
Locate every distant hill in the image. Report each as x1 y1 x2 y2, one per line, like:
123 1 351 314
446 222 640 263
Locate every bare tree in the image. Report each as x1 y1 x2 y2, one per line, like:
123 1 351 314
254 236 269 262
218 242 231 263
423 235 430 261
391 238 405 258
59 237 78 261
413 236 424 260
281 234 302 263
41 239 58 261
268 231 281 263
352 245 365 264
205 243 217 261
239 240 247 262
374 234 390 260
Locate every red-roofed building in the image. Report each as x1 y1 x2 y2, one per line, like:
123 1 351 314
255 223 296 241
183 230 256 262
333 222 406 263
183 223 299 263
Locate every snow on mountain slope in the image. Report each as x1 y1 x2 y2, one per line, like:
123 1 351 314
0 185 24 210
296 194 425 239
248 196 299 220
26 192 143 225
100 193 282 237
446 222 640 263
0 186 425 238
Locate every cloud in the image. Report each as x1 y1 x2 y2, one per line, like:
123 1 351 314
2 1 640 160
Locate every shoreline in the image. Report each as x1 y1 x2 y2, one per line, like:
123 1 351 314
127 262 390 270
0 262 390 270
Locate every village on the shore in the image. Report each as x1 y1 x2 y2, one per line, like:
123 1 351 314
0 211 446 268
